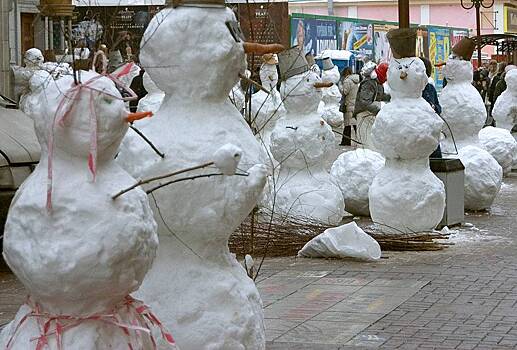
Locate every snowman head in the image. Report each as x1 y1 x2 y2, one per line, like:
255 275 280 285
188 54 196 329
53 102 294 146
321 66 340 84
505 68 517 95
24 48 44 68
142 71 162 94
259 63 279 91
280 70 324 114
388 57 427 99
442 57 473 84
35 71 141 161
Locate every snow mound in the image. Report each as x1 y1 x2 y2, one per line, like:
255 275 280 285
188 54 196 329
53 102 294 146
458 145 503 210
330 149 385 216
298 222 381 261
479 126 517 176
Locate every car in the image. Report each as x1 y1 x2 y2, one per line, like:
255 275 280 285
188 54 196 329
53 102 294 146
0 94 40 248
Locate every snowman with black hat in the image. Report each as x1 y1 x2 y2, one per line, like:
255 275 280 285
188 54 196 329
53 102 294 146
318 55 344 129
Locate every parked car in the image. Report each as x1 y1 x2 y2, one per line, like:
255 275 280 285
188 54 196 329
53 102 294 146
0 94 40 248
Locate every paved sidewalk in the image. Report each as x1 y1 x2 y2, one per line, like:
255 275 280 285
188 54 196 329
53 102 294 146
1 173 516 349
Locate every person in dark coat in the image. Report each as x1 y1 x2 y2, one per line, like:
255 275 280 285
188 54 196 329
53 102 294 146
488 62 507 115
420 57 442 158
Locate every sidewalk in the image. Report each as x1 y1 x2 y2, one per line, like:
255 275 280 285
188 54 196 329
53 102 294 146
1 173 516 349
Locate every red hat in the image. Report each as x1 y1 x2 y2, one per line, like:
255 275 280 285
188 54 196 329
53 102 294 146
375 63 389 84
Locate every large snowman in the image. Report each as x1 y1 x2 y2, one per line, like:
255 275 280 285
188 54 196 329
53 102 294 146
267 47 344 225
250 53 286 165
438 37 502 210
318 56 343 129
492 68 517 132
0 71 173 349
369 28 446 234
116 1 283 349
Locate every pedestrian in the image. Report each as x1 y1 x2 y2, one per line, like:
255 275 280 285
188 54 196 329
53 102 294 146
420 57 442 158
488 62 507 114
338 67 360 146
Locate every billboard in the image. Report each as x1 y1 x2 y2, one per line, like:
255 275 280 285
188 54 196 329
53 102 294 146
504 6 517 33
450 29 469 47
416 27 429 59
338 21 374 58
291 17 337 56
373 23 397 63
429 27 451 90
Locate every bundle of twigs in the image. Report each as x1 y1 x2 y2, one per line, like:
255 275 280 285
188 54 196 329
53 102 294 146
229 210 452 258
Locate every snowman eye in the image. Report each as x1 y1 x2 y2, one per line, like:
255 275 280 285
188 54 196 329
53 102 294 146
404 65 409 69
398 65 402 70
102 96 113 104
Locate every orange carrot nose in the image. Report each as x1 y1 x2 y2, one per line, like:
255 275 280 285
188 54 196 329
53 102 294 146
314 82 333 88
400 71 408 80
435 62 446 67
243 42 285 55
126 111 153 123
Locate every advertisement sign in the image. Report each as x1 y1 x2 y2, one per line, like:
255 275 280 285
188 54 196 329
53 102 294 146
416 27 429 59
450 29 469 47
291 17 338 56
373 23 397 63
338 21 374 58
504 6 517 33
429 27 450 90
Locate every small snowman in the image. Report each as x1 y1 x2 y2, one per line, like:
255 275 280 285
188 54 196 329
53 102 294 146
116 1 283 348
13 48 44 110
368 28 445 234
1 71 174 349
492 68 517 132
438 37 502 210
267 47 344 225
318 55 343 128
250 53 286 165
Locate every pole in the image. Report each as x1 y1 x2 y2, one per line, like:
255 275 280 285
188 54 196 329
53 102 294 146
0 0 12 97
398 0 410 28
475 3 482 68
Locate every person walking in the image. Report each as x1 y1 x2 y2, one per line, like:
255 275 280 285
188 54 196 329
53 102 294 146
338 67 360 146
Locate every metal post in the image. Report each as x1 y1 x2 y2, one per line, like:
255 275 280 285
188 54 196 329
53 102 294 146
49 18 54 50
44 17 49 51
475 3 482 67
398 0 410 28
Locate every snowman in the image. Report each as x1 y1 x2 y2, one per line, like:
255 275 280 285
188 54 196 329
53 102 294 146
368 28 445 234
492 68 517 132
250 53 286 165
438 37 502 210
479 126 517 176
0 70 175 349
116 1 283 348
267 47 344 225
318 55 343 129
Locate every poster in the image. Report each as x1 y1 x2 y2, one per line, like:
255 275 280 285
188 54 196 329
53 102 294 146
450 29 469 47
416 27 429 59
291 17 337 56
373 23 397 63
338 21 374 58
428 27 450 90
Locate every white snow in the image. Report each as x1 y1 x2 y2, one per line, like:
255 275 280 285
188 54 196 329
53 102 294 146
369 57 445 234
268 70 344 225
330 148 385 216
117 7 267 350
439 58 503 210
213 143 242 175
1 71 162 349
138 72 165 114
492 69 517 131
298 222 381 261
479 126 517 176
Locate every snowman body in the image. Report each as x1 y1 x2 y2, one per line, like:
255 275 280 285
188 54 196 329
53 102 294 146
492 69 517 131
318 66 343 128
269 71 344 224
138 72 165 114
1 72 160 349
479 126 517 176
251 62 285 166
369 58 445 233
117 7 267 350
440 59 502 210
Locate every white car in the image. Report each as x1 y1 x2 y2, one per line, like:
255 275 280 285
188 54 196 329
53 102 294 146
0 95 40 244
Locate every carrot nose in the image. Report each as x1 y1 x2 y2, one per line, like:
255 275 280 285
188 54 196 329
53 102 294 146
435 62 446 67
243 42 285 55
400 71 408 80
126 111 153 123
314 82 333 88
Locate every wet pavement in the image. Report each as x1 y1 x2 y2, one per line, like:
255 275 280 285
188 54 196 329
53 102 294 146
1 172 516 349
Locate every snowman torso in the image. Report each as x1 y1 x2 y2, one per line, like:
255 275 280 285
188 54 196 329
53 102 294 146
117 7 267 350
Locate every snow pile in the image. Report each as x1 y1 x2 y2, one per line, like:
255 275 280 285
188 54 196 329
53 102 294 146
440 58 502 210
479 126 517 176
492 69 517 131
298 222 381 261
269 70 344 225
0 71 164 349
117 7 268 350
330 148 385 216
369 56 445 234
